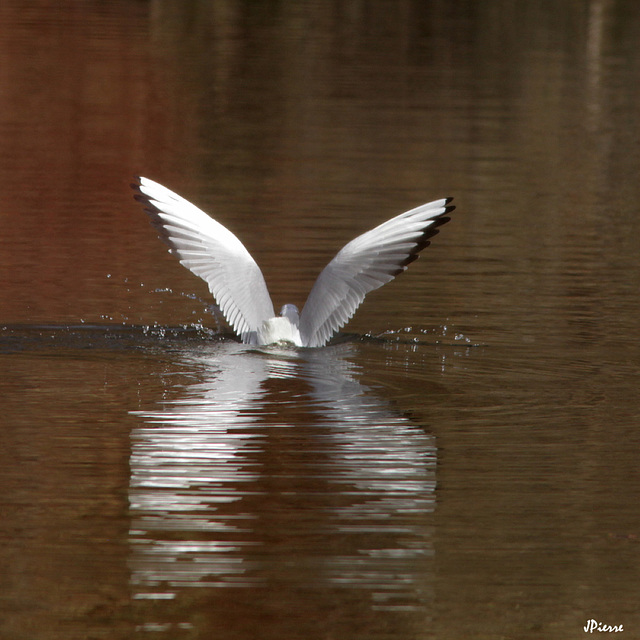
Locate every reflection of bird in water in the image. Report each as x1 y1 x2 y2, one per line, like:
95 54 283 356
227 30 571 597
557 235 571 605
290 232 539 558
133 177 454 347
128 343 438 594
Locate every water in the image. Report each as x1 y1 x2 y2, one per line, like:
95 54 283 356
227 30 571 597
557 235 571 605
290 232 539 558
1 2 640 639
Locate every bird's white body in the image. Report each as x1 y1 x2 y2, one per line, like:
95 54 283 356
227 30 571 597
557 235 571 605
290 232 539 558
133 177 454 347
258 317 302 346
258 305 303 346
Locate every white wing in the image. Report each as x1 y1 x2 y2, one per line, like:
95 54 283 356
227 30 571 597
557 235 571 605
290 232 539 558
299 198 454 347
133 177 275 344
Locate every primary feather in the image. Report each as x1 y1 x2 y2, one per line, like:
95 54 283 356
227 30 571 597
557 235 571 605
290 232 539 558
132 177 454 347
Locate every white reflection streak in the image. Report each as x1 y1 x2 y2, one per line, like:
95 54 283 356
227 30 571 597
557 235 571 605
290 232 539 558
304 349 436 502
129 342 271 592
302 349 436 598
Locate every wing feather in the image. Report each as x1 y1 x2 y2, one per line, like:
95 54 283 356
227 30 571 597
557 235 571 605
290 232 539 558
132 177 275 344
299 199 454 347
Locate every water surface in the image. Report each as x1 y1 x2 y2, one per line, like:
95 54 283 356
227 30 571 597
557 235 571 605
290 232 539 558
1 2 640 639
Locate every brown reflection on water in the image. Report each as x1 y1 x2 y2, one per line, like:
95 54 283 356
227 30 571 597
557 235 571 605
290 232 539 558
0 348 137 639
0 1 151 324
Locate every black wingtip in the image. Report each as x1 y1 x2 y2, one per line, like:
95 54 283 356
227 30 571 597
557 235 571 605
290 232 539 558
130 176 143 195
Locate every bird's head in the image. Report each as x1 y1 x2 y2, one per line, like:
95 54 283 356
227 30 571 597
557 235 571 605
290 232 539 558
279 304 300 325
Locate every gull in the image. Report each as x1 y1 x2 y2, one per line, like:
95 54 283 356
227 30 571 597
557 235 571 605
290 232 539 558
132 177 454 347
